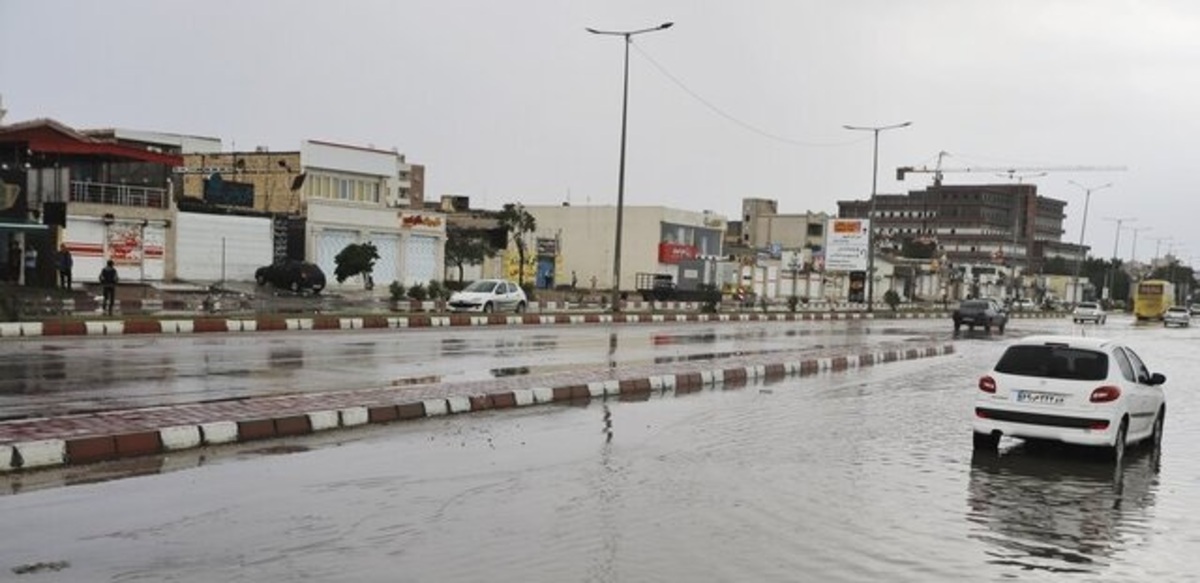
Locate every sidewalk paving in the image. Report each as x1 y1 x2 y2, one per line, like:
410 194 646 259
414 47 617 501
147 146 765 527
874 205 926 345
0 338 956 473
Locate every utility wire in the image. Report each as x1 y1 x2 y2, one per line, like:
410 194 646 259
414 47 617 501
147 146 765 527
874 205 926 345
631 42 869 149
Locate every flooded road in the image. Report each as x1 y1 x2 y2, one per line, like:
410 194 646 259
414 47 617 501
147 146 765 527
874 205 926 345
2 316 1196 581
0 318 949 418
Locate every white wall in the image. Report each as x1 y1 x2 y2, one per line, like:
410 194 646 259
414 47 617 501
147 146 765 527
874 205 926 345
174 212 273 282
302 140 397 177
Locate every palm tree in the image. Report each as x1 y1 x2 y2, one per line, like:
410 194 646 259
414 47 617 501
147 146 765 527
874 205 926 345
497 203 536 287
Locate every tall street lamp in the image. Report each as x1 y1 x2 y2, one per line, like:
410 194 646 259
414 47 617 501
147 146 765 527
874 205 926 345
1128 225 1152 279
1067 180 1112 304
588 21 674 313
843 121 912 311
1103 215 1135 304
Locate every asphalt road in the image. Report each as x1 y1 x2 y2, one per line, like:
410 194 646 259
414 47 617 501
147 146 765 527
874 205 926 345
4 315 1196 581
1 318 948 419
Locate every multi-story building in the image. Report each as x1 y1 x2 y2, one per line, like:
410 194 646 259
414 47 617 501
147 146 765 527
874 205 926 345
0 118 183 286
738 198 829 253
837 183 1085 278
177 140 442 288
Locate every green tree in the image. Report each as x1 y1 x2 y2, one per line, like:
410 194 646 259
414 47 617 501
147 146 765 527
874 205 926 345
444 227 499 282
334 242 380 285
497 203 537 287
883 289 901 311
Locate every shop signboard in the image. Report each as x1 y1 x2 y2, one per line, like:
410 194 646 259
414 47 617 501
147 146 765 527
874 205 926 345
824 218 869 272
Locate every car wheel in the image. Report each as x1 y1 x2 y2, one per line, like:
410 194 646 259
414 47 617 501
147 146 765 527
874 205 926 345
1101 317 1106 324
1103 419 1128 464
515 301 526 313
998 321 1006 334
483 302 493 313
1151 408 1165 451
973 431 999 452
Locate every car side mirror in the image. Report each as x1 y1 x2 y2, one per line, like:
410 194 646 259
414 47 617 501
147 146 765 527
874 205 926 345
1149 372 1166 386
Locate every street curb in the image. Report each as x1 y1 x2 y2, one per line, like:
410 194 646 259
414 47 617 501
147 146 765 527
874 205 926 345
0 343 955 473
0 311 1062 338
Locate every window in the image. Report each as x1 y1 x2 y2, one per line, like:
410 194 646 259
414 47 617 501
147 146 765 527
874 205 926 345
995 346 1109 381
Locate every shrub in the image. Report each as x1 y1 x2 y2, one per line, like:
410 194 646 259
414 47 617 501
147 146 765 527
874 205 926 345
883 289 901 311
427 280 448 301
787 295 800 313
389 281 407 302
408 283 428 301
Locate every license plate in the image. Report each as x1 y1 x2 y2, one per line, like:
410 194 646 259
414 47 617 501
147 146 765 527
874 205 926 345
1014 390 1064 405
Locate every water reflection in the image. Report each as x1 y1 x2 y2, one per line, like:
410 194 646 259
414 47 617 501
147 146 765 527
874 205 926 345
967 446 1160 575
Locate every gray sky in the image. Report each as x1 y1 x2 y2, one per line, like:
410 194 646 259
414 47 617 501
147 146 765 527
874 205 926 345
2 0 1197 262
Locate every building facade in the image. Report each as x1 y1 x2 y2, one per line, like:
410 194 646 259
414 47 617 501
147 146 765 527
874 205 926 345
522 204 727 292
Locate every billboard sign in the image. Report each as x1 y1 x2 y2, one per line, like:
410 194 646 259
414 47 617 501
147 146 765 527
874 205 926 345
824 218 869 271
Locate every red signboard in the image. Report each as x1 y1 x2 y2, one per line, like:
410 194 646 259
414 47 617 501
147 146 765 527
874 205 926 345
658 241 699 264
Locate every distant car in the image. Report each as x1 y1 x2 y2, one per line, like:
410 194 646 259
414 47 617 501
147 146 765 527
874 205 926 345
1163 306 1191 328
1189 304 1200 317
448 279 527 313
952 298 1008 334
1011 298 1036 311
1072 301 1106 325
973 335 1166 463
255 260 326 294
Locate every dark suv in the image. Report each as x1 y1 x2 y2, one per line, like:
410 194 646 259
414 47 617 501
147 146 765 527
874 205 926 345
255 260 326 294
953 298 1007 334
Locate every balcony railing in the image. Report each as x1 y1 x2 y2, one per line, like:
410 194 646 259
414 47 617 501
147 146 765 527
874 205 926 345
70 181 167 209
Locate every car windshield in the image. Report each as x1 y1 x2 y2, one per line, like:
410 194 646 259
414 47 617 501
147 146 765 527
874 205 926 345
463 281 499 293
994 345 1109 381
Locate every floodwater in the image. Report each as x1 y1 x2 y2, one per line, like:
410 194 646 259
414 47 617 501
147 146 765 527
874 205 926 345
0 319 941 419
1 316 1196 581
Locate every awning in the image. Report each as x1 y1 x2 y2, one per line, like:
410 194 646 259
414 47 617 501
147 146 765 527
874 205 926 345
0 220 50 233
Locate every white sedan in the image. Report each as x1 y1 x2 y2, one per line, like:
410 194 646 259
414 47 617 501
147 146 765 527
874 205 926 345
972 335 1166 463
447 279 528 313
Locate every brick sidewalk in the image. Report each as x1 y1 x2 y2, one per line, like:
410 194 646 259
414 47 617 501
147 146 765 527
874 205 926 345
0 340 955 473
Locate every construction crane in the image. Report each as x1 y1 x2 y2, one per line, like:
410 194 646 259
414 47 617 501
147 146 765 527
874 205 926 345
896 151 1127 185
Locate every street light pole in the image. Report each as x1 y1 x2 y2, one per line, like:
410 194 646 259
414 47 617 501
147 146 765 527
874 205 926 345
843 121 912 311
1103 215 1135 305
1067 181 1112 304
588 21 674 313
1128 226 1152 279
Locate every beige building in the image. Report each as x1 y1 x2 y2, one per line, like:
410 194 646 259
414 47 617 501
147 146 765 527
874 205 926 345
523 204 727 291
739 198 829 252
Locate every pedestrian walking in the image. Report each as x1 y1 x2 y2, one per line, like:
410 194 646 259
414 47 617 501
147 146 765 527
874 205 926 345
99 259 118 315
571 271 578 290
57 244 73 289
23 245 37 285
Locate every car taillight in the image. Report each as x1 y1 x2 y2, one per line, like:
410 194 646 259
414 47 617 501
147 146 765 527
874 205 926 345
978 376 996 393
1089 386 1122 403
1089 420 1110 430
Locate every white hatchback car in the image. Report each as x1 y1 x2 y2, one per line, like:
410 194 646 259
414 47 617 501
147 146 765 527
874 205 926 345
447 279 528 313
973 335 1166 463
1071 301 1106 324
1163 306 1191 328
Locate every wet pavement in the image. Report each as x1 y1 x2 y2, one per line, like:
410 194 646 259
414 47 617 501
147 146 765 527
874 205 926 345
0 320 942 419
4 316 1195 580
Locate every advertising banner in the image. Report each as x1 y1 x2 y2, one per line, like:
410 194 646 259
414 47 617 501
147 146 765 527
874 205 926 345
658 241 699 264
824 218 869 271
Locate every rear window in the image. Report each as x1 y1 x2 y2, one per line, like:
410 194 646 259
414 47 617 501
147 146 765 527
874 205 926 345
960 300 989 309
994 345 1109 381
1077 302 1098 310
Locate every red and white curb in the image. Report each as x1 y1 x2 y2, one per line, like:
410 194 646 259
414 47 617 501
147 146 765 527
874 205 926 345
0 343 954 473
0 311 1062 338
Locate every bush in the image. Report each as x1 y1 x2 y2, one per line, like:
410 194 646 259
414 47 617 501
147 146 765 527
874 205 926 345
883 289 901 311
787 295 800 313
427 280 448 301
520 283 536 302
698 284 720 313
389 281 407 302
408 283 428 301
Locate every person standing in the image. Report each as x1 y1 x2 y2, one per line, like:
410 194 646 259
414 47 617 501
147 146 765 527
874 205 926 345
57 244 73 289
99 259 118 315
22 245 37 286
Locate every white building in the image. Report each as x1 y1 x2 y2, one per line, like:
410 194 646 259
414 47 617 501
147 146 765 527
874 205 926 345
300 141 442 289
521 204 727 291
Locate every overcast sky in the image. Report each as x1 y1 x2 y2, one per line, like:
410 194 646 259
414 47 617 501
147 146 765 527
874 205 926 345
2 0 1197 262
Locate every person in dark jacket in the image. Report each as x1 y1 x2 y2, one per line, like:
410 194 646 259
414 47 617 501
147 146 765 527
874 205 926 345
99 260 118 315
57 245 73 289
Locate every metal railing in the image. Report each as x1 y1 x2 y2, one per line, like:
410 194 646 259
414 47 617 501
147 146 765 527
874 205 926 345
70 181 167 209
